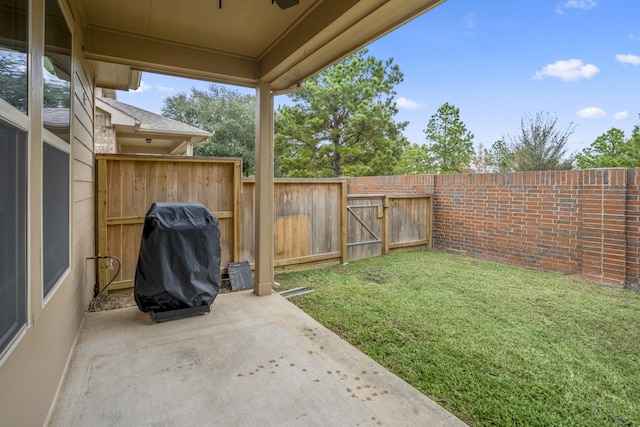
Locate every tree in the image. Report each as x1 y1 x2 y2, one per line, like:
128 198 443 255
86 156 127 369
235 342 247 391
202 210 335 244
423 102 475 174
274 49 408 177
394 143 433 175
162 84 256 176
487 139 514 172
470 143 493 173
508 112 574 171
576 116 640 168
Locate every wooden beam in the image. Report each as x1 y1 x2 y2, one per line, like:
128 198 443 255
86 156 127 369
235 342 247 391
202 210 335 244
340 180 348 264
389 239 430 250
233 162 241 262
95 157 108 293
84 26 258 87
259 0 363 80
253 81 274 296
106 211 234 226
382 196 390 255
274 252 341 268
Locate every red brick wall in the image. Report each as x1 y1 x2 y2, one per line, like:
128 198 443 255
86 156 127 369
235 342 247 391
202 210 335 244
348 169 639 290
627 169 640 291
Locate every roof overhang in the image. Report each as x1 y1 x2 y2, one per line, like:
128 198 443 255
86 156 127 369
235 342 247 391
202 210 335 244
74 0 446 91
96 97 211 154
90 61 142 91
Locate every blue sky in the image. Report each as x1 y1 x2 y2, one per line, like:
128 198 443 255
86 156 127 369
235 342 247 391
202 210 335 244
118 0 640 153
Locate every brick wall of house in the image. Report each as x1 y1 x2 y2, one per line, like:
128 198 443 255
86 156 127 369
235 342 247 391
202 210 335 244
348 169 639 290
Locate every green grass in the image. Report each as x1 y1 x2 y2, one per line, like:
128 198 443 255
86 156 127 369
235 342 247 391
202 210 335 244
275 250 640 426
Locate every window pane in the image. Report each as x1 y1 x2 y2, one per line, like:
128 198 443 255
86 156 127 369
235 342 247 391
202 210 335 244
44 0 71 143
0 0 29 113
43 142 70 297
0 119 27 355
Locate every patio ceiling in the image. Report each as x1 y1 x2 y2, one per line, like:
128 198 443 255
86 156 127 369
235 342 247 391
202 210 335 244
74 0 445 90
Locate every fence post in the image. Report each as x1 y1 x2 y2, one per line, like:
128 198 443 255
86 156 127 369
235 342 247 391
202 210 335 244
427 195 433 249
233 162 241 262
340 180 348 264
382 196 390 255
95 156 108 293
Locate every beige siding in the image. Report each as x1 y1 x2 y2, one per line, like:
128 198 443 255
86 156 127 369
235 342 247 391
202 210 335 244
73 50 96 307
0 1 96 425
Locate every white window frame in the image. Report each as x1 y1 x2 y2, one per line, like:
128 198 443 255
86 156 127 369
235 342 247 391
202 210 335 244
41 0 73 305
0 98 30 364
41 131 71 305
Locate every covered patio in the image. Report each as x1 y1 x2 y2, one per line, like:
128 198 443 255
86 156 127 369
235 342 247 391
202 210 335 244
49 292 464 426
1 1 453 425
82 0 448 296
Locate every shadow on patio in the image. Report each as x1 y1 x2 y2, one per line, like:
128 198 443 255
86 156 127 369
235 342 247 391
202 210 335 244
48 291 465 426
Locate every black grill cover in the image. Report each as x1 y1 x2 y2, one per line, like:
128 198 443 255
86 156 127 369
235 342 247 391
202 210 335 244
134 202 221 313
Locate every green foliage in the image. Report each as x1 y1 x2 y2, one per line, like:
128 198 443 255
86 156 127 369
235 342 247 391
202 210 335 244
274 49 408 177
162 84 256 176
488 139 514 172
576 116 640 168
509 112 575 171
393 143 433 175
470 143 494 173
423 102 475 174
277 250 640 427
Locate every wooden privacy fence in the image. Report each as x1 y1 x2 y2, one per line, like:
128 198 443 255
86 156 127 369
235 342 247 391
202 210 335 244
347 194 433 261
240 179 348 268
95 155 433 293
95 154 241 293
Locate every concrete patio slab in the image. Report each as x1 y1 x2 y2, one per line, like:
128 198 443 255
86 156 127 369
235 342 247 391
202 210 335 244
48 291 466 427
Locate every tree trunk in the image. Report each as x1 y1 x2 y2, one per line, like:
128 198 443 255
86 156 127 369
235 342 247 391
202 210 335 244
333 145 342 176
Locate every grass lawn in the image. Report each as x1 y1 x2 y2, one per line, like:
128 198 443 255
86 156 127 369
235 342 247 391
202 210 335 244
275 250 640 427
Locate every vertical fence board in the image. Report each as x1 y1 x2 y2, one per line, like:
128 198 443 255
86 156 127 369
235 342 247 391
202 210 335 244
240 180 255 264
96 159 431 293
347 196 384 261
96 155 241 293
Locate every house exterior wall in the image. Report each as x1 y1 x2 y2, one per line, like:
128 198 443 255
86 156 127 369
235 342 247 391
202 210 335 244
94 112 117 153
348 169 639 290
0 1 96 425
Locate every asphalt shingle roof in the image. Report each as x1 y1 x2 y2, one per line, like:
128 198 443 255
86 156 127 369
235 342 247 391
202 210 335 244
99 97 211 137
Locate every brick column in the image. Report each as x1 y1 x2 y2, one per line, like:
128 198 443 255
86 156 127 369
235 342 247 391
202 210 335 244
580 169 627 286
625 169 640 290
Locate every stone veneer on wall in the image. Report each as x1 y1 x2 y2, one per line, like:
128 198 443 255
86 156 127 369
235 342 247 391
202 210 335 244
94 113 117 153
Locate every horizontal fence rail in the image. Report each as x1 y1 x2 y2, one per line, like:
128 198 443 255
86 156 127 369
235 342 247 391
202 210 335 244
96 155 433 293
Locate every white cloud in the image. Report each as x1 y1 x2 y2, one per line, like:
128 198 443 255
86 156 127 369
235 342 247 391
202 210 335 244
615 54 640 65
576 107 606 118
131 81 152 93
396 97 422 110
533 59 599 81
463 13 476 29
555 0 597 14
157 84 175 91
613 111 630 120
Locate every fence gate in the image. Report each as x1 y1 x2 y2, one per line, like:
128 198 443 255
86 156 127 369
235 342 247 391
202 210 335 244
347 194 433 262
347 195 385 261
